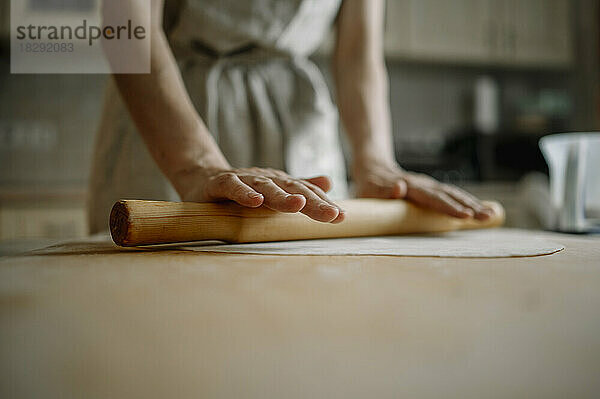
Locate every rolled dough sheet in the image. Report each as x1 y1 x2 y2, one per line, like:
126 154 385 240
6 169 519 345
186 229 564 258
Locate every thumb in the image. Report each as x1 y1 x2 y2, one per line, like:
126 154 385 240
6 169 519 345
391 179 408 199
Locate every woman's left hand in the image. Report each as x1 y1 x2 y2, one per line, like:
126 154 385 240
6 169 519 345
354 162 496 220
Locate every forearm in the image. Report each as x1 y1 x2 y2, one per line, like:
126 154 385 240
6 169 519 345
334 55 395 170
332 0 396 177
112 27 229 194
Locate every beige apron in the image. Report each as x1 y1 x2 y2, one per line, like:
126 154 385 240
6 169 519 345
88 0 347 234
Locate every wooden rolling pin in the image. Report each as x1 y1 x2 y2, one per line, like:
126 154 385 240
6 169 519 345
110 199 505 247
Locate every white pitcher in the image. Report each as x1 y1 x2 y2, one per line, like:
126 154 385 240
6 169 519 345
539 133 600 233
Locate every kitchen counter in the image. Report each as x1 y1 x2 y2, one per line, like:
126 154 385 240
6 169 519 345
0 186 88 248
1 229 600 398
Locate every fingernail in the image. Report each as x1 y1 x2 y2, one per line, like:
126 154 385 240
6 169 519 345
331 211 346 224
464 208 475 217
248 192 263 199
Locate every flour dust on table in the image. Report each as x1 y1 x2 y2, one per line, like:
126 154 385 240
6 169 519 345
186 229 564 258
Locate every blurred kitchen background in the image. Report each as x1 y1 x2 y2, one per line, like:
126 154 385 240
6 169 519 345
0 0 599 255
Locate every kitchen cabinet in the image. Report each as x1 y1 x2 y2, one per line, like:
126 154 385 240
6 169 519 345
387 0 493 62
319 0 573 68
0 206 87 240
385 0 572 67
510 0 572 66
0 188 88 241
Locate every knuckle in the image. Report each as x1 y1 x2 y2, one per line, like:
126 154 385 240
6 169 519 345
445 188 462 198
434 192 449 203
265 168 281 175
308 197 327 208
445 185 465 196
280 179 299 189
301 180 318 190
212 172 236 188
231 184 249 198
251 176 271 186
310 186 326 196
220 172 236 181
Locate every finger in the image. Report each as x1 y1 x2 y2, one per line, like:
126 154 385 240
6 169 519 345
240 176 306 213
408 187 474 219
274 178 340 223
304 175 332 193
442 185 493 220
300 180 346 223
206 173 264 208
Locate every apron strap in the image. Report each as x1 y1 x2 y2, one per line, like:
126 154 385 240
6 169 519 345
190 40 257 143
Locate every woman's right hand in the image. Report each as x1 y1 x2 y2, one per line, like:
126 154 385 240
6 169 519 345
174 167 345 224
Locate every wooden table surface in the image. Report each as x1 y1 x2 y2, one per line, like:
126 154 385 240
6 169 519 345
1 229 600 399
